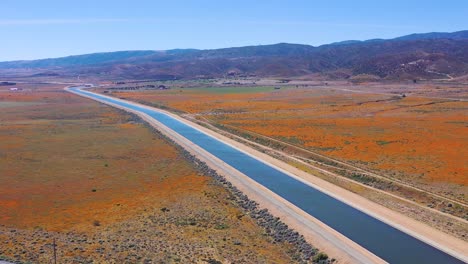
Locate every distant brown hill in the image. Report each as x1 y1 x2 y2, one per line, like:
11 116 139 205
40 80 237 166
1 30 467 80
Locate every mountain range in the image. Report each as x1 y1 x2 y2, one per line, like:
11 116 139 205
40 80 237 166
1 30 467 80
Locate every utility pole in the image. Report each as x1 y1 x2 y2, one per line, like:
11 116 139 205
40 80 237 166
53 238 57 264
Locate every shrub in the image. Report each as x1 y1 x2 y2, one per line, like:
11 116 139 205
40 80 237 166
214 223 229 230
313 252 328 262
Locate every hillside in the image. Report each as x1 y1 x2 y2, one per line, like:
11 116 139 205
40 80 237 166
1 30 467 80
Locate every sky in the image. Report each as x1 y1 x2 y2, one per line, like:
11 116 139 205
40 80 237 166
1 0 467 61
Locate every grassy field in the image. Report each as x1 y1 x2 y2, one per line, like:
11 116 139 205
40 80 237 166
190 86 277 94
0 84 304 263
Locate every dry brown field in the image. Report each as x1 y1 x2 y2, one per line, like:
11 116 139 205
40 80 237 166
0 84 304 263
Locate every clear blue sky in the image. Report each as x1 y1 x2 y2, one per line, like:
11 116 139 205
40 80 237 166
1 0 467 61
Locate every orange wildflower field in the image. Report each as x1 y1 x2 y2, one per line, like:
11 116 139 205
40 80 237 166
0 84 300 263
111 84 467 203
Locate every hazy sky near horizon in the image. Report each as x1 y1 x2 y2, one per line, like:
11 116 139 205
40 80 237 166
1 0 467 61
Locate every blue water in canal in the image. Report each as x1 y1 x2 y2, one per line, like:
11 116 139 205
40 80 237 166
71 87 464 264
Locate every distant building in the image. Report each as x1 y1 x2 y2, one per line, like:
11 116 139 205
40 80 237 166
158 85 169 90
9 87 20 91
227 70 238 77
